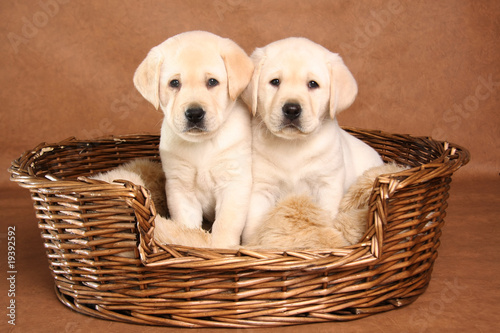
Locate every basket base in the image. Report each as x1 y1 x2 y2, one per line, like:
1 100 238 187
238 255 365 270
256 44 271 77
54 284 424 328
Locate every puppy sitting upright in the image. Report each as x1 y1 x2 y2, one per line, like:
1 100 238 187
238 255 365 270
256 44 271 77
133 31 254 248
241 37 383 244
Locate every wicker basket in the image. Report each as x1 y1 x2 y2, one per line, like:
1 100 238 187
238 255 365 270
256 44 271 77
9 128 469 328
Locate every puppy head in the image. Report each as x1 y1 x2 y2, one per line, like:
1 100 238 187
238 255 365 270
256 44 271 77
133 31 253 142
243 37 357 140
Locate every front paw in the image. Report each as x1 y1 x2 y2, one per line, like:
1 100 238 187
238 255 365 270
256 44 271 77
154 215 211 248
211 228 241 249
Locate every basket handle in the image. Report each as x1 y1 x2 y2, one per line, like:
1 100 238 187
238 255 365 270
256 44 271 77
120 182 161 264
367 141 470 259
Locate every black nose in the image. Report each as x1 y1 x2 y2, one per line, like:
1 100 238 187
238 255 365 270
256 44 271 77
282 103 302 120
185 107 205 123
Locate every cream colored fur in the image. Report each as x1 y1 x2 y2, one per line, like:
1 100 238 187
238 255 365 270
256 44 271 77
154 215 212 248
334 162 408 244
245 163 408 250
240 37 384 244
133 31 254 249
90 159 168 217
244 194 349 250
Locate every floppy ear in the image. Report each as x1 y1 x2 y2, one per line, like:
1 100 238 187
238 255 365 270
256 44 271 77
220 39 254 101
328 55 358 118
241 48 265 116
133 47 164 110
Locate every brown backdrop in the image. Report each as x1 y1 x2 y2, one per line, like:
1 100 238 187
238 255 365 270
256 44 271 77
1 0 499 187
0 1 499 332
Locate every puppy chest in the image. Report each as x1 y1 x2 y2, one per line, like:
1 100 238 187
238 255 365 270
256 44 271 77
254 152 340 196
194 168 217 196
283 172 333 197
173 162 241 205
195 159 244 191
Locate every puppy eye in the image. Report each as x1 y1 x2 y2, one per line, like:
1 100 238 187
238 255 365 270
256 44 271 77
308 81 319 89
270 78 280 87
207 78 219 87
169 79 180 88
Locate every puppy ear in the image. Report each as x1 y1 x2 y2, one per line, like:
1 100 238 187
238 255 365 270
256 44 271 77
241 48 265 116
328 55 358 118
220 39 254 101
133 47 164 110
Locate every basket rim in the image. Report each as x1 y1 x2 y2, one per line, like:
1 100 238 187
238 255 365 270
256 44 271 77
8 129 470 190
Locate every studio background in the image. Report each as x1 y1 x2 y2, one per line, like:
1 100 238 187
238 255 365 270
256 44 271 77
1 0 499 186
0 1 498 332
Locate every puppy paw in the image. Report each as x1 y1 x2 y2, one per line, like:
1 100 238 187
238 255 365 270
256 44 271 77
154 215 211 248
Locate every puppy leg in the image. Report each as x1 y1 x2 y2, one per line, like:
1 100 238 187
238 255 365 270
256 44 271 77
165 181 204 229
211 187 251 249
154 215 211 248
316 179 345 221
242 190 277 245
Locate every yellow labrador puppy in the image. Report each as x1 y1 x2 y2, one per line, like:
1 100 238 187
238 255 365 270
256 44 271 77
241 37 383 244
133 31 254 248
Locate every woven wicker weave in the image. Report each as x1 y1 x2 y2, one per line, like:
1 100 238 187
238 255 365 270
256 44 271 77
9 128 469 328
